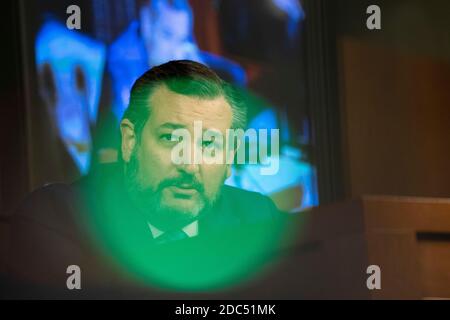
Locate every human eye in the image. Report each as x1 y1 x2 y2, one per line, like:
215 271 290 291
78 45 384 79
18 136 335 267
159 133 172 142
202 139 214 148
202 138 223 152
158 132 183 147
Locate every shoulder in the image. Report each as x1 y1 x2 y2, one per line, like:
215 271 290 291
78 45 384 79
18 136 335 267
220 185 281 223
10 177 94 241
7 182 86 290
14 183 75 222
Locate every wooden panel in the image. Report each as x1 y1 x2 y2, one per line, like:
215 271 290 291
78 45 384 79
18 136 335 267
283 195 450 299
338 37 450 199
362 195 450 232
366 230 422 299
417 236 450 298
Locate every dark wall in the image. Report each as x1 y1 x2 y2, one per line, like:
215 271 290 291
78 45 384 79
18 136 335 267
0 0 29 216
336 0 450 199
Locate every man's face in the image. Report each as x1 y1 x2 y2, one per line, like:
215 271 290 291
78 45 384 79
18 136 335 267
121 85 233 231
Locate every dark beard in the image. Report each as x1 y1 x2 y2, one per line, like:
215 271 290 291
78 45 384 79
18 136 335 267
123 150 223 232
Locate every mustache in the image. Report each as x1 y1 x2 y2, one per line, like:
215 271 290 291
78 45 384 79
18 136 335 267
157 174 204 193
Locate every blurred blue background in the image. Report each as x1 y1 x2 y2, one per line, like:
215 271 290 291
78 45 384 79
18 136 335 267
33 0 317 211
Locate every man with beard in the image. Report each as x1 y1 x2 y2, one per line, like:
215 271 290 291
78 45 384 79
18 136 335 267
5 60 283 298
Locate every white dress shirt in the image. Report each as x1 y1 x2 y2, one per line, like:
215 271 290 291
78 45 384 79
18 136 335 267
147 220 199 239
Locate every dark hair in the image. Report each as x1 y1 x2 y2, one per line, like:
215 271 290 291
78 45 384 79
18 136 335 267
122 60 247 141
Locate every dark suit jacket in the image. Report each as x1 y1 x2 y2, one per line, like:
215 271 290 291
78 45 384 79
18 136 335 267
5 164 284 299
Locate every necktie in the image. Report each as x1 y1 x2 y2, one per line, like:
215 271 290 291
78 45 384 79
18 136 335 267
155 229 188 245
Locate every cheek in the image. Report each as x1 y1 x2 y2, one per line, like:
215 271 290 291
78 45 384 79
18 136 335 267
137 138 174 185
201 165 227 193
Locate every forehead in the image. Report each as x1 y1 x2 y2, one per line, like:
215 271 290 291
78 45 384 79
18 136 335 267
147 84 233 131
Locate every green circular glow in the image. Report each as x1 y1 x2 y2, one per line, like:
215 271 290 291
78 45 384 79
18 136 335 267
81 83 304 292
83 187 299 292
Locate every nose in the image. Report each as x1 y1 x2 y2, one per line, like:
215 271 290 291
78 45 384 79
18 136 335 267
177 161 200 175
175 142 201 175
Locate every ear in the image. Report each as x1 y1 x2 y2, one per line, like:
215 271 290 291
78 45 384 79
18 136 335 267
120 119 136 163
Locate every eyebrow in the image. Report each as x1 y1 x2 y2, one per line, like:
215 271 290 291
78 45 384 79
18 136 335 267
157 122 187 130
157 122 222 134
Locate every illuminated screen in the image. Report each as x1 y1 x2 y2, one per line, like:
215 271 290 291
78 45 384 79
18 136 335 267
30 0 317 212
24 0 316 291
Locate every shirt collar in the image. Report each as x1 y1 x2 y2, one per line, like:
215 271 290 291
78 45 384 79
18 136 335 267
147 220 199 239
